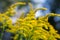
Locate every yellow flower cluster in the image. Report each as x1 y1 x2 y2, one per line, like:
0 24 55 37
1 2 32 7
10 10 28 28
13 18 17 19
0 2 60 40
5 2 26 17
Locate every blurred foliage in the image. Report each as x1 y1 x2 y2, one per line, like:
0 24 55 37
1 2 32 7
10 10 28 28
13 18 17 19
0 2 60 40
0 0 14 13
0 0 31 13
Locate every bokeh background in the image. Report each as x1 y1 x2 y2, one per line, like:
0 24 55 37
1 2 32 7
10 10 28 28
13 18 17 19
0 0 60 40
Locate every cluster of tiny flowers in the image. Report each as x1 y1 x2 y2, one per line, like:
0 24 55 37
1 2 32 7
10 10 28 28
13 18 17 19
0 2 60 40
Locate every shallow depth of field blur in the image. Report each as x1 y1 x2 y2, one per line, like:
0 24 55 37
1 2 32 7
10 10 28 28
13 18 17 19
0 0 60 40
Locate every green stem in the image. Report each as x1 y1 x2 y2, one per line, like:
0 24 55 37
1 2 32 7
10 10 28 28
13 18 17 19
0 26 5 40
